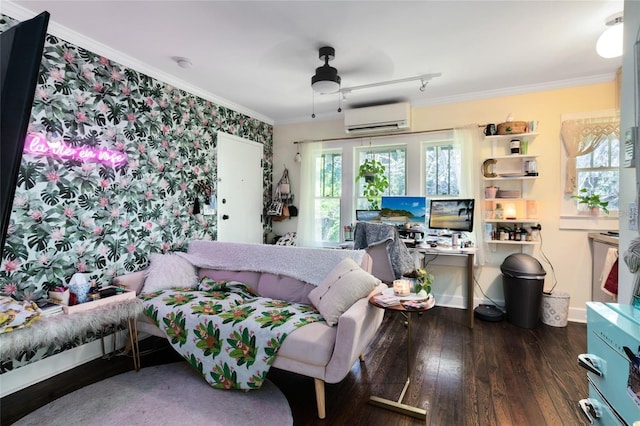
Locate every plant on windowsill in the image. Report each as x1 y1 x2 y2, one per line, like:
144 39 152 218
356 158 389 210
572 188 609 215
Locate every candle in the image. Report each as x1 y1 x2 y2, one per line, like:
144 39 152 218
393 279 411 296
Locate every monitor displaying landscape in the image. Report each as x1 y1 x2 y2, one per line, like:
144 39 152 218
380 196 427 224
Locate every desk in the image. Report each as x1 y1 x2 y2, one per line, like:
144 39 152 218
368 293 436 419
410 247 476 329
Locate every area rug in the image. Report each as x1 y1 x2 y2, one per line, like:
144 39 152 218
13 362 293 426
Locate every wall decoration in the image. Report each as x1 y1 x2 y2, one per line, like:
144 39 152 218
24 132 128 166
0 14 273 372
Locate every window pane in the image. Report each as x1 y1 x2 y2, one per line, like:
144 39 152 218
315 198 340 242
425 143 460 196
591 142 609 168
575 153 591 168
610 138 620 167
357 148 406 197
577 170 619 210
575 136 619 212
316 153 342 197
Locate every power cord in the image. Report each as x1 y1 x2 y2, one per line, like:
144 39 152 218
536 230 558 294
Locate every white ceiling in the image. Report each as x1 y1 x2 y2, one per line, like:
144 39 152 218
3 0 624 125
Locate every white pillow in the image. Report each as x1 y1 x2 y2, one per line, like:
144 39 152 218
308 257 381 326
143 253 198 293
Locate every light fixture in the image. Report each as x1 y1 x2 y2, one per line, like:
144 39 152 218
311 46 341 94
596 13 623 59
173 56 193 69
504 203 517 220
339 73 442 98
294 144 302 163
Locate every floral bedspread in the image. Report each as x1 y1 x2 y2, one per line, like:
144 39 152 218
141 279 324 390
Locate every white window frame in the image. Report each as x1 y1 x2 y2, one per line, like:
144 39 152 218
559 110 619 231
422 136 460 198
313 149 343 243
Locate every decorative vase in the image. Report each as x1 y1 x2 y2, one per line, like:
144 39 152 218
69 281 91 304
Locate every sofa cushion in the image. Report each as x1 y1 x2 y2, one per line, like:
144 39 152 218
276 322 337 367
257 273 315 305
143 253 198 294
308 257 381 326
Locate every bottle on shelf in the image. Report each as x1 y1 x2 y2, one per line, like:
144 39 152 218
494 203 504 220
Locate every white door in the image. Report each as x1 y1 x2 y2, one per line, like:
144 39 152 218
216 132 263 243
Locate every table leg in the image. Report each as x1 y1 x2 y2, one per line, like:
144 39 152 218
128 317 140 371
467 252 475 329
369 312 426 420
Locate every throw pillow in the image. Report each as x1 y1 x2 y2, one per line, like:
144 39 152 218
308 257 381 326
275 232 297 246
143 253 198 293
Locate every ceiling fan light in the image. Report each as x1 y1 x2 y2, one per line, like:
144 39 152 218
596 14 623 59
312 65 341 94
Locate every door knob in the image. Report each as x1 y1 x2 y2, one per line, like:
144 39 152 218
222 214 229 220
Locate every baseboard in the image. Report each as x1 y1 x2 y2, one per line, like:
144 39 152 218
0 331 128 397
434 293 587 324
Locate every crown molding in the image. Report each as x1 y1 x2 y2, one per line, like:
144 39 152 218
411 73 618 108
1 2 274 126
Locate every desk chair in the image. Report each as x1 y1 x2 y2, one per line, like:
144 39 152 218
353 222 415 284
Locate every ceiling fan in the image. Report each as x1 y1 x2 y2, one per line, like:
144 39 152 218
310 46 442 98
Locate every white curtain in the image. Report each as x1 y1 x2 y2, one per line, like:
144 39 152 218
561 115 620 193
453 124 484 264
296 141 324 247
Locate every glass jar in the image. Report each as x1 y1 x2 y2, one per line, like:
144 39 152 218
494 203 504 220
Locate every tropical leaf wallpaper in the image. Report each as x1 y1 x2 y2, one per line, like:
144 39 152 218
0 14 273 370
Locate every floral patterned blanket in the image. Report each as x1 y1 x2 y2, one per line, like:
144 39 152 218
141 279 323 390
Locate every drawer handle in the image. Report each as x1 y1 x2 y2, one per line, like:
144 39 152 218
578 398 601 424
577 353 603 377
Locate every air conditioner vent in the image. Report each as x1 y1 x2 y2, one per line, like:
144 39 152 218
344 103 411 135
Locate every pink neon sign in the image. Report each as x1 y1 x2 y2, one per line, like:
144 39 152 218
24 133 128 166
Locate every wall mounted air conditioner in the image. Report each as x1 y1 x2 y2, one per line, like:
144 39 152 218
344 102 411 134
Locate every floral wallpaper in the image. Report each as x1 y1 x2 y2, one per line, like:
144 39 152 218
0 14 273 371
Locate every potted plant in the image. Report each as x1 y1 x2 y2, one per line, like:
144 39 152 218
572 188 609 215
402 268 434 296
356 158 389 210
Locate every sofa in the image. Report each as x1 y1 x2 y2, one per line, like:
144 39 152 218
114 240 387 419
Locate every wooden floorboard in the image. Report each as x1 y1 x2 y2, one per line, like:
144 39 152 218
1 306 588 425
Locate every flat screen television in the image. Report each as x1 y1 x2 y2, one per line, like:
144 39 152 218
355 209 381 222
0 11 49 251
380 196 427 223
428 199 475 232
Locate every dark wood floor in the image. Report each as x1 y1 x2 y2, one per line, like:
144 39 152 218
2 306 588 425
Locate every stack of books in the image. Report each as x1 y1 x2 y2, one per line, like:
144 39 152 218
373 293 401 307
37 300 64 317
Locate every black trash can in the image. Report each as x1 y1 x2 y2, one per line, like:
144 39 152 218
500 253 546 328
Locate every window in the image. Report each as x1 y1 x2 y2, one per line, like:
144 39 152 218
575 135 619 211
356 147 406 209
314 151 342 242
423 140 460 196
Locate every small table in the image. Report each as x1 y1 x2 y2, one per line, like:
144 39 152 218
368 292 435 420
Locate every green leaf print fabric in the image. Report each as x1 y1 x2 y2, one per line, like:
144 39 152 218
141 279 323 390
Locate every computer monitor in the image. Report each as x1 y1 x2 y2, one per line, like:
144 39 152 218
380 196 427 224
356 209 381 222
428 199 475 232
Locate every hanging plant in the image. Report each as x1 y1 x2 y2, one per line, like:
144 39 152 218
356 158 389 210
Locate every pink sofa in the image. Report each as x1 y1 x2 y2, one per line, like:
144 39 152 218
114 241 386 419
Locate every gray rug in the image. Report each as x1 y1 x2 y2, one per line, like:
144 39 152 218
14 362 293 426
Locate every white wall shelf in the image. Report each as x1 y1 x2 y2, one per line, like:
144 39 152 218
483 129 540 249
